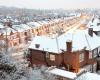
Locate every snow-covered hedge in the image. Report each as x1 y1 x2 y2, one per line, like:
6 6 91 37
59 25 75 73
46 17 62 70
0 53 30 80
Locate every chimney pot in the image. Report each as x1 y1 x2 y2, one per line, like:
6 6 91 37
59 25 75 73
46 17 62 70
35 44 40 48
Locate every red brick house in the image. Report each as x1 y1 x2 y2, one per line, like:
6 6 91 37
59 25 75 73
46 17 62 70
27 22 43 36
28 28 99 73
0 26 19 51
12 24 32 44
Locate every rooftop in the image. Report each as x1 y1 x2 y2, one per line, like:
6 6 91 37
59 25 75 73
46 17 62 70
29 29 100 53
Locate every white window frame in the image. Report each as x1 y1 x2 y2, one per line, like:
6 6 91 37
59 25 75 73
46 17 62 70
79 53 84 62
89 51 93 59
50 54 55 61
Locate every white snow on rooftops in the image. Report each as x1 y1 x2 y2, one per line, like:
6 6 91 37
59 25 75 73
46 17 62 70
27 22 42 28
12 25 25 32
48 68 77 79
89 25 100 31
76 72 100 80
29 36 60 53
12 24 31 32
0 27 16 35
29 29 100 53
20 24 31 30
88 17 100 31
48 68 100 80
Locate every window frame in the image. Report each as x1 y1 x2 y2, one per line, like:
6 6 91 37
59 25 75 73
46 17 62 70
49 54 56 61
79 53 84 62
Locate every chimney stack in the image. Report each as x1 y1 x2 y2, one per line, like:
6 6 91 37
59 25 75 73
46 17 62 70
66 40 72 52
88 28 93 37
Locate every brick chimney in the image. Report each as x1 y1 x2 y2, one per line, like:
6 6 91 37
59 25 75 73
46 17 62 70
88 28 93 37
66 40 72 52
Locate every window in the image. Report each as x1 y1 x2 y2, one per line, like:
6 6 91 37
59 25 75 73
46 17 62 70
79 53 84 62
50 54 55 61
89 51 92 59
93 49 98 58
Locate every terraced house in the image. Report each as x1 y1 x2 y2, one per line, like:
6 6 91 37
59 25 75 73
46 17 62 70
12 24 32 44
0 25 19 52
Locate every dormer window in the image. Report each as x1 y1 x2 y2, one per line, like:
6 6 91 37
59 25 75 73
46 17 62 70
35 44 40 48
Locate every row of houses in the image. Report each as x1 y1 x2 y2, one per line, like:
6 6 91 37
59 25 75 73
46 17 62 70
27 15 100 73
0 14 82 52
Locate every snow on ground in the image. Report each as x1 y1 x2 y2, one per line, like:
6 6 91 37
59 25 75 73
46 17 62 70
30 66 58 80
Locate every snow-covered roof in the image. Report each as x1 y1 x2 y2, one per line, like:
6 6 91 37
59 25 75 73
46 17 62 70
20 24 31 30
41 20 49 24
88 17 100 28
27 22 42 28
89 25 100 31
53 19 60 23
12 25 25 32
29 36 60 53
37 20 49 25
93 18 100 24
29 29 100 53
0 27 16 35
76 72 100 80
48 68 100 80
88 18 100 31
12 24 31 32
48 68 77 79
37 21 45 25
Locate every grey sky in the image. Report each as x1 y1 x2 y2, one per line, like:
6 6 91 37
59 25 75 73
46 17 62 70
0 0 100 9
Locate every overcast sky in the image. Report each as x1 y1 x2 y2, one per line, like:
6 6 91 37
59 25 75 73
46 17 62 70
0 0 100 9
